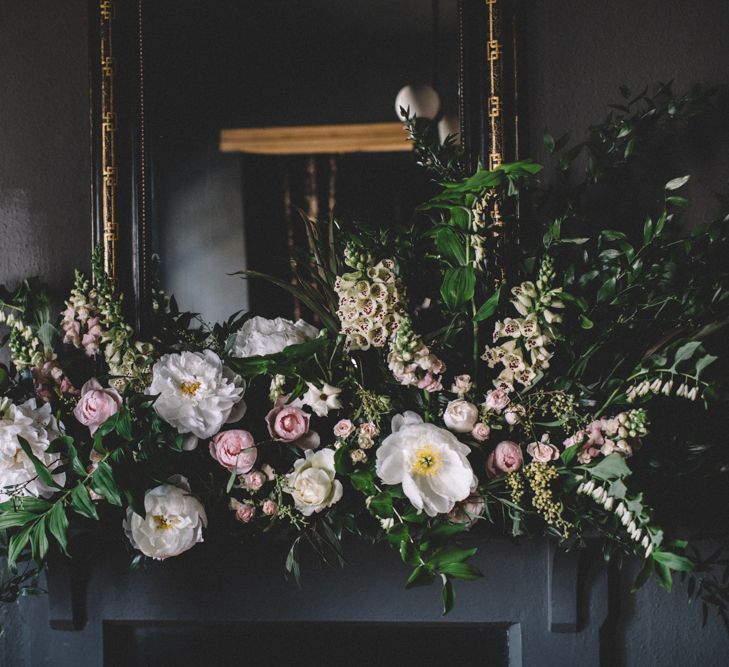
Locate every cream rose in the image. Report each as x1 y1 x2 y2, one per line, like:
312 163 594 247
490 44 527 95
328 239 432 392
124 476 207 560
443 400 479 433
284 448 343 516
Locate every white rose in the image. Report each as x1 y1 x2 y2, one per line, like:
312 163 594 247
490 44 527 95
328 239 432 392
0 399 65 502
442 400 479 433
124 476 207 560
376 413 473 517
230 316 319 358
285 449 343 516
147 350 245 439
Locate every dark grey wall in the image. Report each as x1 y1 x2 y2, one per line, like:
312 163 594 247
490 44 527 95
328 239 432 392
2 1 729 665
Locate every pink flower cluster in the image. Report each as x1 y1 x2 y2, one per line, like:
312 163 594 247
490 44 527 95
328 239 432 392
564 416 632 464
62 300 103 358
32 360 79 403
388 344 446 393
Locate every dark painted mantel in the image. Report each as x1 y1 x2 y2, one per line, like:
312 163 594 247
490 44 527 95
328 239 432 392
2 1 729 665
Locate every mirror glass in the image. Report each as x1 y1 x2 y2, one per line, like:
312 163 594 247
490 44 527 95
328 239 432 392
144 0 459 323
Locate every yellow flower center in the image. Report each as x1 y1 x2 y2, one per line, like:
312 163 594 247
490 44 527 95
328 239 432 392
152 514 174 530
411 444 442 477
180 381 201 396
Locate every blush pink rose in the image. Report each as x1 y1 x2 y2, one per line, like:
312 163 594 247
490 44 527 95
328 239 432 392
73 378 123 435
262 500 278 516
209 430 257 474
333 419 355 438
485 389 511 412
471 422 491 442
242 470 266 491
447 494 485 528
265 400 320 450
526 440 560 463
235 504 256 523
485 440 523 477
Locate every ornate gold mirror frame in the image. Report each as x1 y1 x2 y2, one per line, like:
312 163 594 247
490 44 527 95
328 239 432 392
89 0 525 326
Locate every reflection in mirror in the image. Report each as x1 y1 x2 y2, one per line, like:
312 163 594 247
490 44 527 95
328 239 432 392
144 0 458 323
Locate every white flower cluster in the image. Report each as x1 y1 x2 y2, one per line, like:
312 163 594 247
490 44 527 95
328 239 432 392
387 318 445 393
0 310 45 372
482 258 564 389
626 375 701 402
334 258 405 351
577 480 653 557
0 399 65 502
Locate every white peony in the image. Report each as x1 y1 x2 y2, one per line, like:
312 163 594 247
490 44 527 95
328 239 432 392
124 476 207 560
296 382 343 417
442 400 479 433
376 412 473 517
284 448 343 516
0 399 65 502
230 316 319 358
147 350 245 439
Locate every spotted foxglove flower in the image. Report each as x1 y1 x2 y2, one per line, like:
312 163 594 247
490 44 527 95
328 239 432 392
147 350 245 439
284 449 343 516
124 476 207 560
0 399 65 502
376 412 473 517
230 316 319 358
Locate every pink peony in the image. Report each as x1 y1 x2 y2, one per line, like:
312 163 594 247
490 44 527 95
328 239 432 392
333 419 355 438
471 422 491 442
209 429 257 474
485 440 523 477
73 378 123 435
265 400 320 449
526 440 560 463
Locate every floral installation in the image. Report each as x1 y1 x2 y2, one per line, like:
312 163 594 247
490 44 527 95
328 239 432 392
1 84 728 623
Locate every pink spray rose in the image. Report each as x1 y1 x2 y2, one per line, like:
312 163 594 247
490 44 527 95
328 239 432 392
485 440 524 477
73 378 123 435
235 504 256 524
262 500 278 516
333 419 356 439
526 440 560 463
265 400 320 449
485 388 511 412
209 429 257 474
471 422 491 442
242 470 267 492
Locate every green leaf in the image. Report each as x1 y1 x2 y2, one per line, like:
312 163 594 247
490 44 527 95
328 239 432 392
225 472 236 494
655 562 673 591
596 276 617 303
48 502 69 554
586 453 631 480
579 314 594 329
449 207 471 230
666 195 688 207
30 517 49 561
17 437 61 491
369 491 394 518
543 130 555 153
426 523 468 540
560 444 580 466
652 550 694 572
435 227 466 266
441 575 455 615
671 341 702 369
8 524 33 566
439 561 482 580
350 469 377 495
399 540 419 567
631 558 654 592
406 564 435 589
643 217 654 245
70 483 98 520
428 545 478 569
695 354 718 376
91 461 122 506
115 410 133 441
473 287 502 322
665 175 690 191
441 266 476 311
0 511 37 530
